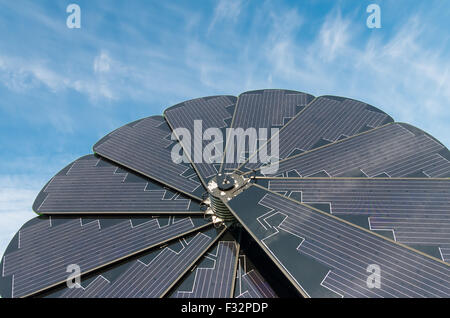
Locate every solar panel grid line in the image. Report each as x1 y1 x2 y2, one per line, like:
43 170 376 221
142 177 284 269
173 240 238 298
98 135 181 173
267 178 450 207
163 227 229 298
236 290 251 298
321 271 376 298
141 235 210 296
17 218 79 249
279 216 442 294
4 219 94 264
9 219 192 287
223 90 313 173
227 184 450 297
4 217 208 297
285 123 408 167
300 99 344 148
242 122 396 176
242 270 277 298
240 273 261 298
238 97 391 174
262 197 450 297
369 218 450 226
269 179 449 250
61 276 110 298
281 214 449 285
94 117 203 199
6 219 158 270
201 243 228 297
319 271 347 298
262 124 450 178
385 153 450 177
318 253 437 298
164 97 236 184
97 232 213 298
271 196 450 275
292 102 338 152
362 146 445 177
361 144 444 174
84 277 110 298
97 150 202 200
100 261 148 297
39 192 193 213
296 237 433 297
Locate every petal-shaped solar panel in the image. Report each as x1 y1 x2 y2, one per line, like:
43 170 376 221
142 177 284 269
1 89 449 298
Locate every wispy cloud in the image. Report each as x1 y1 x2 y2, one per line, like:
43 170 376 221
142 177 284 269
209 0 244 32
0 175 40 258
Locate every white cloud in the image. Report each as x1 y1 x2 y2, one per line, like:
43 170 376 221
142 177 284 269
318 10 352 62
0 175 40 258
209 0 244 32
0 54 116 101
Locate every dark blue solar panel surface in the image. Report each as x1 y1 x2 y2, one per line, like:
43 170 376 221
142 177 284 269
171 233 238 298
227 185 450 298
164 96 236 184
242 96 393 172
33 154 201 214
255 123 450 178
55 227 223 298
222 89 314 173
0 216 210 298
93 116 204 200
265 178 450 262
235 252 277 298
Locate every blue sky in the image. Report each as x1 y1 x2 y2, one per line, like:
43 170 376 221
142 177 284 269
0 0 449 256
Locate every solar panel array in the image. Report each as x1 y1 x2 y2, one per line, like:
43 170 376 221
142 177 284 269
2 89 450 299
2 216 207 298
172 236 238 298
227 185 450 298
59 231 219 298
222 89 314 173
235 253 277 298
165 96 236 183
259 123 450 178
93 116 204 199
34 155 199 214
242 96 392 172
266 178 450 261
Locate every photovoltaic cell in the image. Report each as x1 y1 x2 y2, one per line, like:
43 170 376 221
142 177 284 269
235 252 277 298
256 123 450 178
265 178 450 262
33 154 201 214
227 185 450 298
55 227 223 298
1 216 211 298
164 96 236 184
93 116 204 200
222 89 314 173
171 233 238 298
242 96 393 172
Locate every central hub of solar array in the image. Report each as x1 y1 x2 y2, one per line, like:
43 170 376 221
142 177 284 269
205 173 247 222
